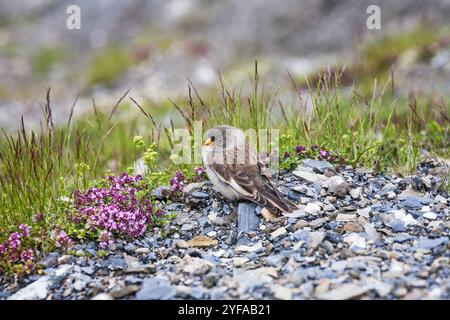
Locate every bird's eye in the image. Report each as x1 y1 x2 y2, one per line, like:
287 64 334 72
210 136 215 142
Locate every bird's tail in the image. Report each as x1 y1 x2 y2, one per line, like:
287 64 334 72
251 184 299 214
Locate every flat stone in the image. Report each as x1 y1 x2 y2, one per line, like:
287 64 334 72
294 219 309 230
308 232 325 249
180 223 196 232
435 195 447 204
324 176 349 197
417 237 449 250
175 240 189 249
403 197 424 209
134 247 150 254
336 214 357 222
135 277 176 300
388 219 406 232
183 182 207 194
392 234 414 243
91 293 114 300
273 285 293 300
192 191 209 199
187 235 218 248
303 159 335 173
282 207 307 218
357 207 371 219
309 218 327 228
381 183 397 194
316 283 368 300
350 187 362 199
305 203 321 214
271 227 287 240
292 169 329 184
233 257 249 267
38 252 59 268
398 188 425 200
8 265 72 300
237 203 260 233
343 222 363 233
344 233 366 250
110 285 140 299
363 223 379 241
101 257 127 271
388 209 417 226
180 255 214 275
235 242 263 253
423 212 437 220
372 282 393 298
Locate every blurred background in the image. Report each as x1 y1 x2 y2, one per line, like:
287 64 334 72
0 0 450 130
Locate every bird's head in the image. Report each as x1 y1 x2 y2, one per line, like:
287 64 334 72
204 125 237 150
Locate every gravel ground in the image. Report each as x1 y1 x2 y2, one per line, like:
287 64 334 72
1 158 449 300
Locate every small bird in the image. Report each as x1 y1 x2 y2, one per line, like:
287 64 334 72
202 125 298 213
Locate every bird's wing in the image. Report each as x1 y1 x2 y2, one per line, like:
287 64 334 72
210 143 298 213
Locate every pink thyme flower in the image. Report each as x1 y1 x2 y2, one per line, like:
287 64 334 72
170 171 186 192
73 173 156 246
0 224 36 275
320 149 329 158
295 145 306 153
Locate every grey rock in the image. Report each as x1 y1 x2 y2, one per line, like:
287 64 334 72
288 189 302 202
308 232 325 249
316 283 368 300
264 255 285 267
183 182 207 194
393 234 414 243
124 243 137 253
8 265 72 300
237 203 260 234
80 267 94 275
303 159 335 173
100 257 127 271
192 191 210 199
292 169 329 184
151 186 172 200
180 223 196 232
309 217 327 228
135 276 175 300
417 237 449 250
388 219 407 232
38 252 59 268
325 176 349 197
223 204 232 215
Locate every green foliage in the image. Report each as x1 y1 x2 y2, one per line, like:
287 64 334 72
32 47 66 76
86 46 133 87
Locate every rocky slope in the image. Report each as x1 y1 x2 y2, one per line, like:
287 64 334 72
1 158 449 300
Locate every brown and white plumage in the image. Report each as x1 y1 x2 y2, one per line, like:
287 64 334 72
202 125 298 213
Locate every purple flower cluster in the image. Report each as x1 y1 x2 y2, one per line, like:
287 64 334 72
54 229 72 248
318 148 336 162
193 166 207 182
170 171 186 192
73 173 154 248
0 224 35 274
295 145 306 154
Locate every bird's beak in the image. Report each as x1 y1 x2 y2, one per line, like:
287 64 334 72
204 138 214 146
